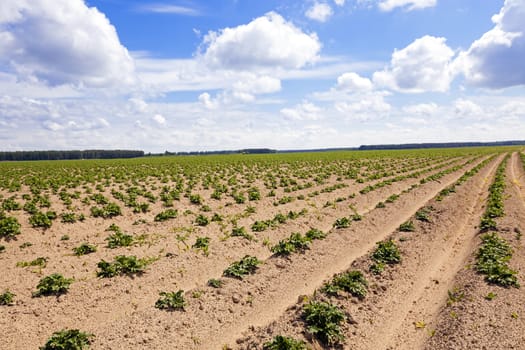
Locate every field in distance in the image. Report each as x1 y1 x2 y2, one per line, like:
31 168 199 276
0 147 524 349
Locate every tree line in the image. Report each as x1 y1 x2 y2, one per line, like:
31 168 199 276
0 150 144 161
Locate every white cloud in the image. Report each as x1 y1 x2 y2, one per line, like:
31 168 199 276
152 114 166 125
455 0 525 88
137 4 200 16
373 36 455 93
198 92 218 110
335 93 391 121
402 102 438 116
0 0 135 87
306 3 334 22
378 0 437 12
281 101 323 121
337 72 373 92
334 0 346 6
232 75 281 94
202 12 321 70
453 98 483 118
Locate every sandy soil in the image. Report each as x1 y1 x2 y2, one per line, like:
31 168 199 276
423 152 525 350
2 153 519 350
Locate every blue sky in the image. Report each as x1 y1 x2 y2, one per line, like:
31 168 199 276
0 0 524 152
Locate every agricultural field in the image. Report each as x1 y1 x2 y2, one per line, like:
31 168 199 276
0 147 524 349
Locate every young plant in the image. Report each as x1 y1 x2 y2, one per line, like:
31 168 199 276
370 239 401 274
476 232 519 287
0 290 15 305
97 255 148 278
271 233 310 256
207 278 223 288
398 220 415 232
305 228 327 241
40 329 93 350
415 208 431 222
223 255 261 279
33 273 73 297
155 290 186 311
322 270 368 299
73 243 97 256
106 231 134 249
263 335 307 350
29 211 54 229
154 209 178 222
231 226 254 241
333 217 350 229
195 214 209 226
302 300 346 345
0 216 21 238
192 236 210 255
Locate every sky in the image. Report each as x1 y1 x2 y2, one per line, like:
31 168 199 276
0 0 524 152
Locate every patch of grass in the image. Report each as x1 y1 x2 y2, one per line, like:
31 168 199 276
40 329 93 350
33 273 73 297
155 290 186 311
263 335 307 350
302 300 346 345
223 255 261 279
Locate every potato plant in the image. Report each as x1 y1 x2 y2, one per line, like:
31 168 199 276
40 329 93 350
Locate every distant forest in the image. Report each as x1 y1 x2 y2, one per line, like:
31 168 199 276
1 141 524 161
358 140 525 150
0 150 144 161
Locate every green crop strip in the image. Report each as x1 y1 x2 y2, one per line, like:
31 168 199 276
475 155 519 288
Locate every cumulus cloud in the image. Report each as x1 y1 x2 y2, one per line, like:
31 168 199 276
453 98 483 118
373 35 455 93
337 72 373 92
455 0 525 88
281 101 323 121
232 75 282 94
152 114 166 125
402 102 438 116
334 0 346 6
335 93 391 121
306 3 334 22
0 0 134 87
202 12 321 70
378 0 437 12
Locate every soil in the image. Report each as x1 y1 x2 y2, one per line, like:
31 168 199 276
1 152 523 350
